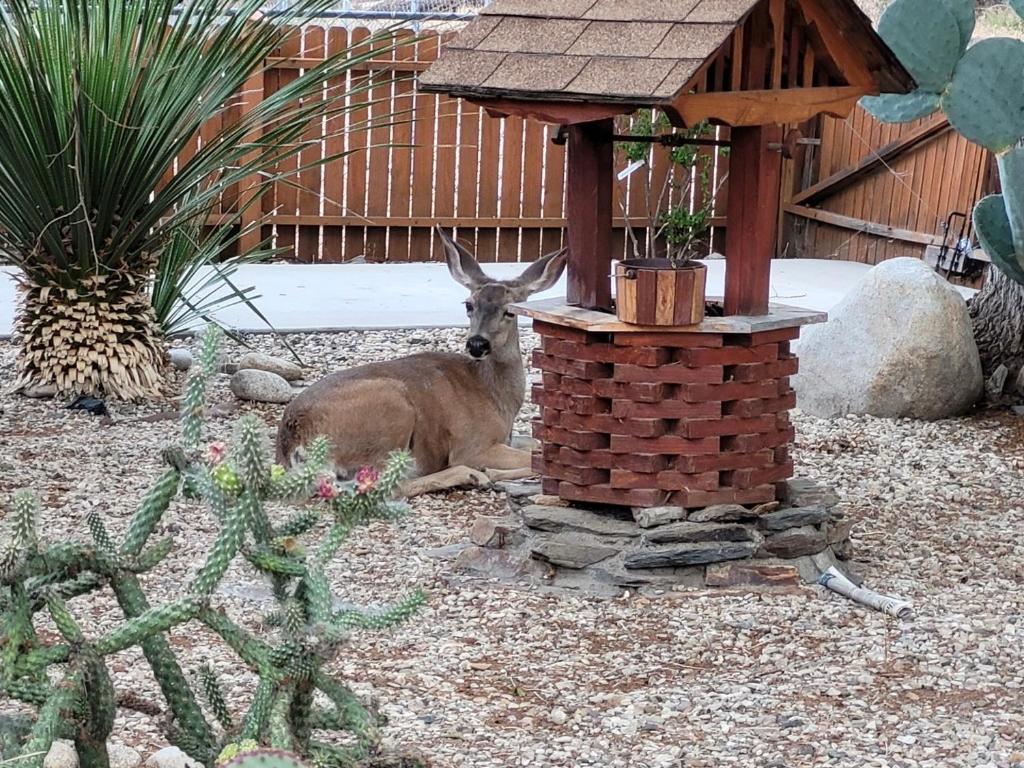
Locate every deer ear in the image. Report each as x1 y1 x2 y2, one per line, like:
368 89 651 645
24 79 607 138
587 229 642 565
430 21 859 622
511 247 568 299
438 226 488 290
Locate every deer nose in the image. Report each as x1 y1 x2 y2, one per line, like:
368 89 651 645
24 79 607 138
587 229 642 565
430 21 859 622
466 336 491 359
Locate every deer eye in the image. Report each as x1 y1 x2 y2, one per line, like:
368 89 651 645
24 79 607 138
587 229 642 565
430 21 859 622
464 302 474 314
504 311 515 319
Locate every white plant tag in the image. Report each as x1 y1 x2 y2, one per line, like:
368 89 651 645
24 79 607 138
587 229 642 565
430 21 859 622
617 159 646 181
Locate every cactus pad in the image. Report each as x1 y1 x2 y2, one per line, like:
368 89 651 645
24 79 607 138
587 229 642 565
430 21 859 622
937 0 976 54
944 38 1024 152
877 0 962 92
1012 0 1024 20
861 91 941 123
997 145 1024 257
974 195 1024 284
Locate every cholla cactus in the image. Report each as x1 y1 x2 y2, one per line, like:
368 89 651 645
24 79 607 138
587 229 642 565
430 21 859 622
0 327 423 768
862 0 1024 283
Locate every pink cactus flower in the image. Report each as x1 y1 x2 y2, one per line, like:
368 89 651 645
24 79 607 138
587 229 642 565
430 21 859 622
316 477 338 501
355 466 379 495
206 441 227 465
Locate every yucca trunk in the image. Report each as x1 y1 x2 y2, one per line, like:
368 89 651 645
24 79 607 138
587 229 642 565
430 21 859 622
14 271 166 400
970 266 1024 392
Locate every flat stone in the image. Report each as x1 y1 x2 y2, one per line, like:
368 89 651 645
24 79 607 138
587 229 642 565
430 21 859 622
237 351 305 381
833 537 855 561
522 505 639 538
531 536 620 569
781 479 840 510
705 562 802 588
420 542 471 561
632 506 687 528
751 501 781 515
759 506 828 531
145 747 203 768
168 348 193 371
454 545 539 579
530 494 570 508
687 503 754 523
44 740 78 768
1012 405 1024 417
469 515 523 548
759 525 828 558
230 369 296 404
644 521 760 545
624 541 758 569
590 558 707 589
495 480 543 499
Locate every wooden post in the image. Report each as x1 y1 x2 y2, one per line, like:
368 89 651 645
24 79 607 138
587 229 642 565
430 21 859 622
724 124 783 316
566 119 614 311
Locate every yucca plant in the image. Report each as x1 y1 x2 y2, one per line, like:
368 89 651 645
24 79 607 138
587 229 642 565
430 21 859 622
0 0 398 399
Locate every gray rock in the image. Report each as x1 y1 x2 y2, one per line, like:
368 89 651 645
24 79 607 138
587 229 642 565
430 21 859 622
986 364 1009 400
510 434 540 452
495 480 542 500
1013 405 1024 417
624 541 758 569
109 745 142 768
22 383 57 399
230 369 296 404
469 515 523 549
522 505 639 538
644 521 760 544
705 562 802 588
237 351 304 382
531 536 619 569
168 348 193 371
44 740 78 768
1015 366 1024 396
687 503 754 523
782 479 839 509
145 747 203 768
826 518 854 545
759 506 828 531
793 257 982 419
632 506 687 528
759 525 827 558
454 545 540 579
589 557 707 589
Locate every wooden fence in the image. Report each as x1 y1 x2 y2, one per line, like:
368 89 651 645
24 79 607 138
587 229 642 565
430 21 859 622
780 108 991 269
188 26 730 264
187 26 989 268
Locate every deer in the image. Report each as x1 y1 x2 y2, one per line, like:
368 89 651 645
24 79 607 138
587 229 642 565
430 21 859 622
275 227 568 497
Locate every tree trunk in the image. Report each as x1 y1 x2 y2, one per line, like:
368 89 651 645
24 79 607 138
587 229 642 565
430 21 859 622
969 266 1024 394
13 273 166 400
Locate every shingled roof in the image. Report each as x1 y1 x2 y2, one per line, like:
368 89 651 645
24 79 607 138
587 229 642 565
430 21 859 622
419 0 914 107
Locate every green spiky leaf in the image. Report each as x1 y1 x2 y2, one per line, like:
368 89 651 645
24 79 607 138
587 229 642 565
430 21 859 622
944 38 1024 152
861 90 941 123
877 0 962 92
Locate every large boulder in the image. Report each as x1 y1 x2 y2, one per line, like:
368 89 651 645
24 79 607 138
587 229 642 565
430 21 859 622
793 258 982 420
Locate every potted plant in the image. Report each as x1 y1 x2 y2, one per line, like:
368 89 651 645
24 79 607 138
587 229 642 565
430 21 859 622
613 111 726 326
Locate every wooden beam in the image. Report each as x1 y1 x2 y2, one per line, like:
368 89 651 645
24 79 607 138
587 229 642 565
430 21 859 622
792 116 950 206
785 203 945 246
674 86 872 127
796 0 877 88
467 98 633 126
725 125 784 316
566 119 615 311
204 214 727 229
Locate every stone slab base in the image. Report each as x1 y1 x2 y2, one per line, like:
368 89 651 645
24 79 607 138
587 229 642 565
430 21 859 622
531 320 801 509
454 478 854 594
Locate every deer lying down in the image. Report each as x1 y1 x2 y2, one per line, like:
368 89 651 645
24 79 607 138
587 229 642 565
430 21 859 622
276 228 567 497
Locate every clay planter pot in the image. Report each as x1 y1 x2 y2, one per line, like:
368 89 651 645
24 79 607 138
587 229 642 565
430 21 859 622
615 259 707 326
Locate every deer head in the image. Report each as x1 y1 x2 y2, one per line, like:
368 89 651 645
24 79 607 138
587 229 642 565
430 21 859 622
437 227 567 360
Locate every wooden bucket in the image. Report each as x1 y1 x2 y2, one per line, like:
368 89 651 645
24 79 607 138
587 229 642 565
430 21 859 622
615 259 707 326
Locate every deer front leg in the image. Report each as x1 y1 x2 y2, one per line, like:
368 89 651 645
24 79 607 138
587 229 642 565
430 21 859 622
400 466 491 498
475 443 536 483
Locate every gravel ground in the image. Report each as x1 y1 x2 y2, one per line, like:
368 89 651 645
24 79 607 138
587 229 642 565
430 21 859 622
2 329 1023 768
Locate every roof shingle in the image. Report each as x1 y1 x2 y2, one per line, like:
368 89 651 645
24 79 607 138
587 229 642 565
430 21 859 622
476 17 588 54
566 21 671 58
584 0 703 22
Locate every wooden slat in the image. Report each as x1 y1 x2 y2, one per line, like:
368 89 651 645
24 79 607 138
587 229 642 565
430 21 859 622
296 25 326 264
409 34 440 262
321 26 349 262
387 30 417 262
363 32 395 262
785 203 946 246
343 28 373 261
566 120 614 311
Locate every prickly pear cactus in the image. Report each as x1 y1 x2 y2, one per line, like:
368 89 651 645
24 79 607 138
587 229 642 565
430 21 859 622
1 327 422 768
862 0 1024 284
